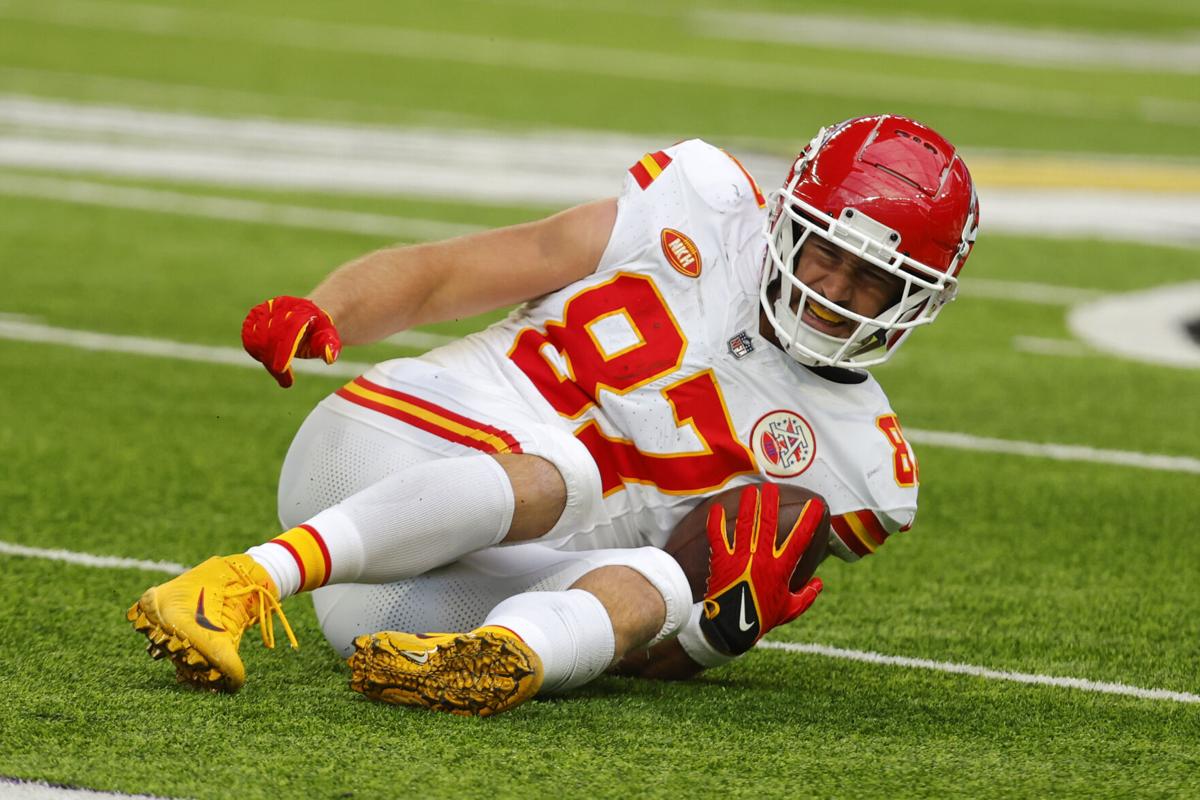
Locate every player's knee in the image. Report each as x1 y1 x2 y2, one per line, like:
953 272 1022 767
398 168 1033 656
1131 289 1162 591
571 548 692 653
497 428 606 545
494 453 567 542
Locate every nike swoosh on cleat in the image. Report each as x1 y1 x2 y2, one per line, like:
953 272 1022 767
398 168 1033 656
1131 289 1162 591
400 650 431 664
738 587 756 632
194 588 226 632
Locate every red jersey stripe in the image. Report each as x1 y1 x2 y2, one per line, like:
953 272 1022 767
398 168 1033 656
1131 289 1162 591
831 515 871 558
336 380 523 456
335 387 502 454
629 160 653 189
854 509 890 545
350 376 523 450
352 377 523 452
629 151 672 190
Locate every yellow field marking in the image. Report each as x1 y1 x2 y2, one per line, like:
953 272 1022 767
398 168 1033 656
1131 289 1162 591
967 155 1200 193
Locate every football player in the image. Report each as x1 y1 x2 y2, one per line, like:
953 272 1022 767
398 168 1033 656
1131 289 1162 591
128 115 978 715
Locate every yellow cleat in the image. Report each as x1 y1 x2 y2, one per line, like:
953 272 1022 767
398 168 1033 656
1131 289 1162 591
126 554 297 692
348 627 543 717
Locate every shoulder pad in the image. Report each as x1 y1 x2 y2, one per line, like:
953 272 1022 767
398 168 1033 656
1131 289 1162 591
667 140 768 214
680 140 767 213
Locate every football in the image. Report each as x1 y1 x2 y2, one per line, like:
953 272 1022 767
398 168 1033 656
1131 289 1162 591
664 484 830 602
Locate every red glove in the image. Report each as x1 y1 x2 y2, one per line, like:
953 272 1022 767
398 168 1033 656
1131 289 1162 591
241 296 341 388
700 483 824 655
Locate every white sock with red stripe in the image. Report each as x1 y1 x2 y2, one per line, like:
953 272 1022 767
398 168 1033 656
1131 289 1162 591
483 589 615 693
247 455 515 599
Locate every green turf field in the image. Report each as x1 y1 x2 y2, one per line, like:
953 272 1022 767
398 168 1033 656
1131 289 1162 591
1 1 1198 798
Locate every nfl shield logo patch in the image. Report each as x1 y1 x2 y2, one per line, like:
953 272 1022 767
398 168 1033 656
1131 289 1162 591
728 331 754 359
749 410 817 477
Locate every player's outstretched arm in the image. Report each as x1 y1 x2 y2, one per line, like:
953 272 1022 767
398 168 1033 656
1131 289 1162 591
310 198 617 345
241 198 616 386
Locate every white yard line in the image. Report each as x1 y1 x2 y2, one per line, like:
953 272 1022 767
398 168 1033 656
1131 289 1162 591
0 174 482 240
904 429 1200 474
1 540 1195 705
964 279 1105 306
0 541 184 575
4 96 1199 244
1011 336 1095 357
0 778 178 799
755 641 1200 704
0 65 495 129
1 318 1197 475
693 10 1200 74
0 319 452 365
979 188 1200 246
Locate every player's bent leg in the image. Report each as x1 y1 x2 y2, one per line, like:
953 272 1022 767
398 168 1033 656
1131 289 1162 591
569 566 667 663
343 545 693 715
258 404 582 601
130 453 529 691
128 407 435 692
251 454 528 597
492 452 567 542
128 373 601 692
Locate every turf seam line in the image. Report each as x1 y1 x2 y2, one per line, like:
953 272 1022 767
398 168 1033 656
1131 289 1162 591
4 539 1196 705
756 641 1200 704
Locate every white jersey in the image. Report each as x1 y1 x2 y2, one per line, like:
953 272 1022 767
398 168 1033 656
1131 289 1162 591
346 140 918 562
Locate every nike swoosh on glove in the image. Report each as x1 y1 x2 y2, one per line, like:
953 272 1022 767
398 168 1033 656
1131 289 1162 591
241 296 341 388
699 482 824 656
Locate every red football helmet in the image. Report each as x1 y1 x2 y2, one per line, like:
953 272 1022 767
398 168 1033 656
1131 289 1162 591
761 115 979 367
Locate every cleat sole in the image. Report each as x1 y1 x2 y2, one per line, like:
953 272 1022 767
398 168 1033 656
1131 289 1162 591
126 597 239 693
347 631 542 717
183 650 209 667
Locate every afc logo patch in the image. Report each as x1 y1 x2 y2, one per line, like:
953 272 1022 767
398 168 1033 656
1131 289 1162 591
660 228 701 278
749 410 817 478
